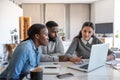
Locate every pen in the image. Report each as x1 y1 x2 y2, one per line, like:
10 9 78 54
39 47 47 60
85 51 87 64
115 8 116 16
45 67 57 68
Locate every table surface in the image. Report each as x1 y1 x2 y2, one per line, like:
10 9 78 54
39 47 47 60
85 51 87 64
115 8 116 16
0 61 120 80
27 61 120 80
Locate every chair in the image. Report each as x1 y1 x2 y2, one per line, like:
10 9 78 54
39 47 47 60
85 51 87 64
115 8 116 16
3 44 17 61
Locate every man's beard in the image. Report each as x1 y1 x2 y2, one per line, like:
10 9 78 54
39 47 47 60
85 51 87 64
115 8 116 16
48 34 56 42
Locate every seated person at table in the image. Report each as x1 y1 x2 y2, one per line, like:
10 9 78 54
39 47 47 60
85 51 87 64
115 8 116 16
40 21 64 62
0 24 49 80
64 22 115 63
3 44 17 62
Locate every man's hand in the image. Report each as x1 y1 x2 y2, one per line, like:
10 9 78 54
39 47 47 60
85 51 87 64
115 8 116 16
59 55 68 62
69 56 82 63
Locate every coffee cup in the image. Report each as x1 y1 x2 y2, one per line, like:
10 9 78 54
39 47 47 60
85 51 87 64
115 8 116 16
26 67 43 80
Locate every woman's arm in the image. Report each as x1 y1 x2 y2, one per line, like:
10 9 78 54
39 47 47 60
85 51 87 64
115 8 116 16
65 38 79 59
54 37 64 55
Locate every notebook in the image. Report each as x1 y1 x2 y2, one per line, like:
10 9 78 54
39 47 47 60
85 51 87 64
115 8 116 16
68 43 109 72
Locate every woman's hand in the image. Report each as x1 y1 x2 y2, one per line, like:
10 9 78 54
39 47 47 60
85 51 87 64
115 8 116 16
107 54 115 61
69 56 82 63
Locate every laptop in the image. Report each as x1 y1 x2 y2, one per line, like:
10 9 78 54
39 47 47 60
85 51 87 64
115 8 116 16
68 43 109 72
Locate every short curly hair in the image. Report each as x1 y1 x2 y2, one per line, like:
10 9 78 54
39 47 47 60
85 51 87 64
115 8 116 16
45 21 58 28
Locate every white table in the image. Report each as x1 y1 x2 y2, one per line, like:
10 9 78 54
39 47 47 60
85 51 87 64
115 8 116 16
39 62 120 80
1 61 120 80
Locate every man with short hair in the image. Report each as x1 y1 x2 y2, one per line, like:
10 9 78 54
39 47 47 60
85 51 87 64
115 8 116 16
40 21 64 62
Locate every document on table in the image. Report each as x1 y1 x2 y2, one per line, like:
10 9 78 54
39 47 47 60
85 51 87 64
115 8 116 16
112 64 120 70
106 60 120 72
39 64 61 75
106 60 120 65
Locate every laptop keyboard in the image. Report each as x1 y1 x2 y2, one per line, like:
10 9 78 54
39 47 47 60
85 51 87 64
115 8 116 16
80 64 89 69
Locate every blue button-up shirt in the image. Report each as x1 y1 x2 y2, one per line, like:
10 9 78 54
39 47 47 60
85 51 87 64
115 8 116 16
0 39 41 80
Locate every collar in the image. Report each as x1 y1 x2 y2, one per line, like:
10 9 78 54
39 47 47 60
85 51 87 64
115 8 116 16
29 39 38 51
81 37 93 45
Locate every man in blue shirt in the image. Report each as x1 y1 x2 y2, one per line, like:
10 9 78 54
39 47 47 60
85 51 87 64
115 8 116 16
0 24 49 80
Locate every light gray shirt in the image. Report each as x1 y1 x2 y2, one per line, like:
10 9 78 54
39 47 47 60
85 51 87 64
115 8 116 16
65 36 115 59
40 37 64 62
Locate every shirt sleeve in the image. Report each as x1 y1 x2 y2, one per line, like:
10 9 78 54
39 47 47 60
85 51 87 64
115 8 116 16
65 38 78 58
40 53 59 62
52 37 64 56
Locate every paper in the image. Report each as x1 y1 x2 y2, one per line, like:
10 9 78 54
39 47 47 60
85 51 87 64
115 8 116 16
39 65 61 75
106 60 120 65
112 64 120 70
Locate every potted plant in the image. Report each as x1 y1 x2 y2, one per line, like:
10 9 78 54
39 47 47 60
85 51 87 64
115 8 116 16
10 28 18 43
115 34 119 38
114 30 120 49
59 29 66 41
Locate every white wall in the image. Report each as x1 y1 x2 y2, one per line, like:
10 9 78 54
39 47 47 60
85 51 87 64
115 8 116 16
70 4 89 40
91 0 114 47
90 3 95 23
22 4 42 24
114 0 120 48
0 0 23 44
22 4 90 40
91 0 114 23
22 4 66 35
45 4 66 30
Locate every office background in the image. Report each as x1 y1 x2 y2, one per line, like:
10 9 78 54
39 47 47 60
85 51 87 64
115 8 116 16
0 0 120 48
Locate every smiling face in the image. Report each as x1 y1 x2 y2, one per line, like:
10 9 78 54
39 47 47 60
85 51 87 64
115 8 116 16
81 26 94 41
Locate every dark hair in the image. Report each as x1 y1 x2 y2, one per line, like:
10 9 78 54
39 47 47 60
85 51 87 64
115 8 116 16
75 22 95 39
46 21 58 28
22 24 46 41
